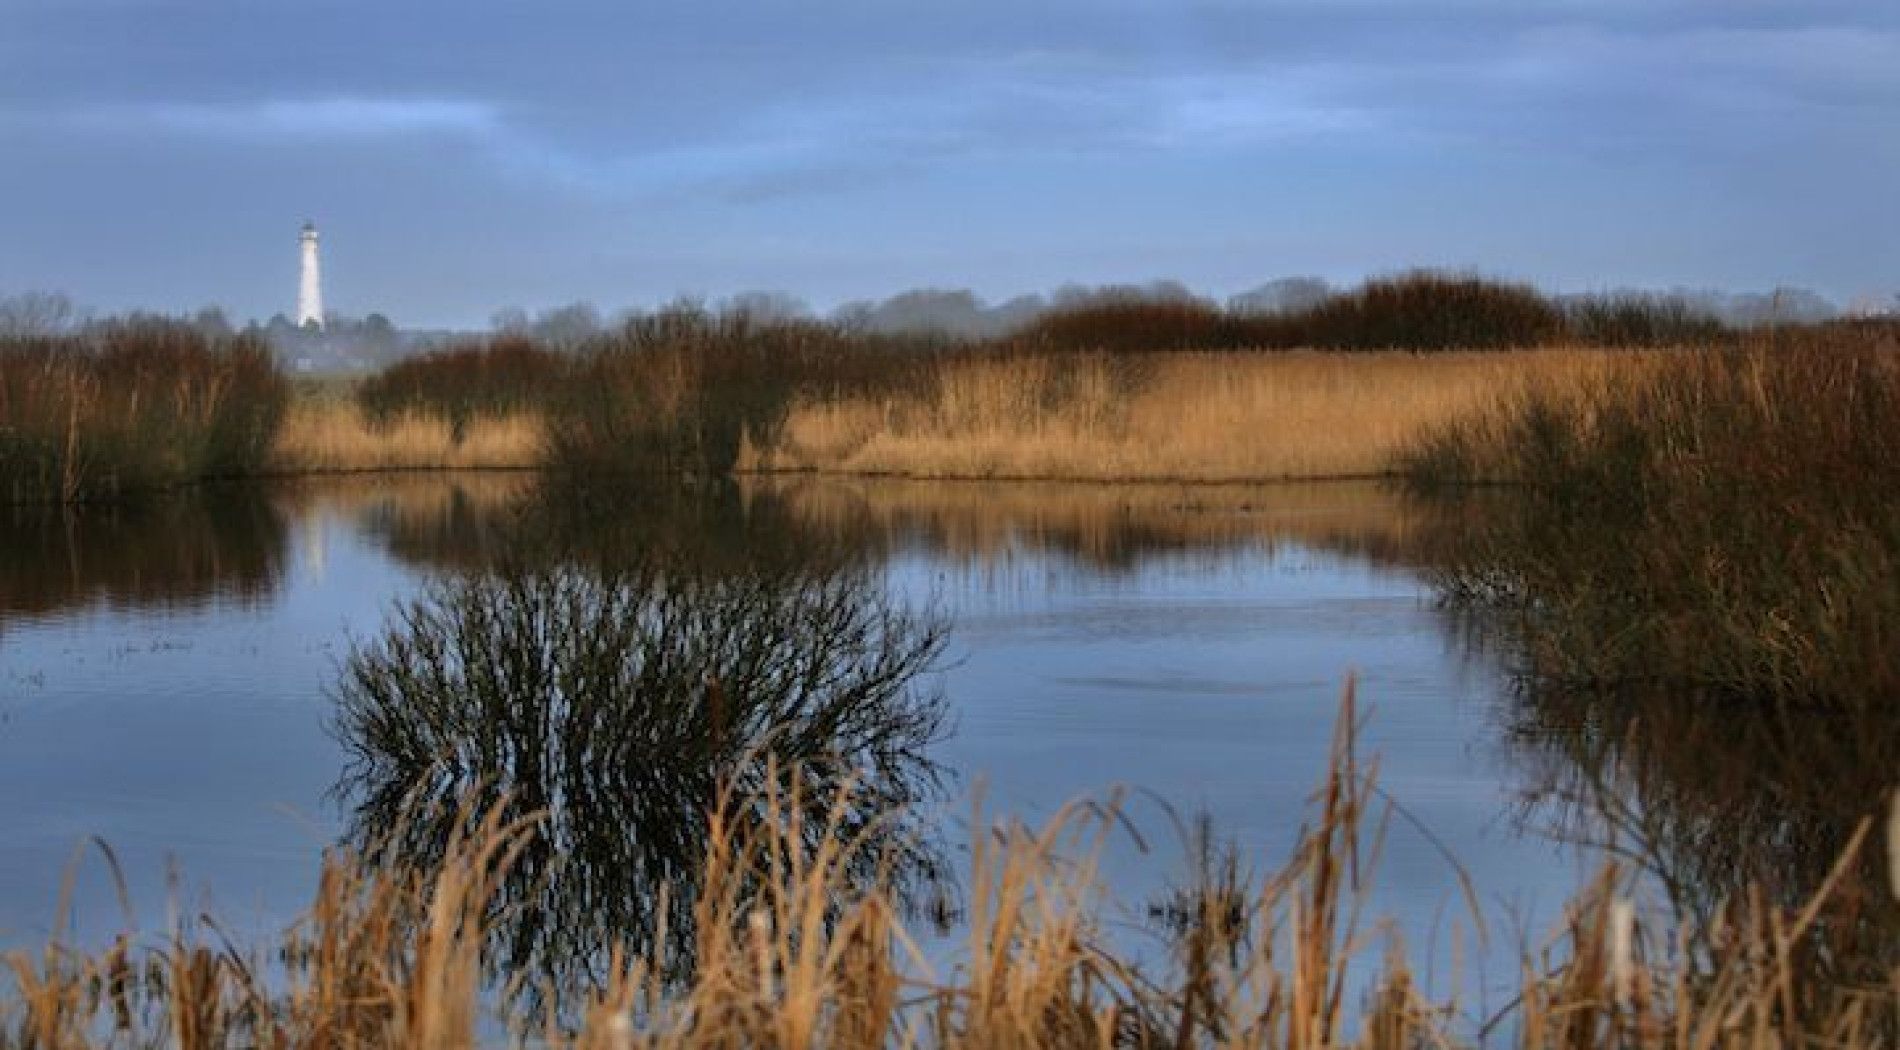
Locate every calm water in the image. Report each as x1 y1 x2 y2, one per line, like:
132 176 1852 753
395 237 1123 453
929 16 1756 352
0 475 1596 1006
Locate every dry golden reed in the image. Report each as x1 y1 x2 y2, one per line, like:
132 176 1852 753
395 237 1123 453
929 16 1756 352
5 684 1894 1048
743 350 1623 483
269 400 545 474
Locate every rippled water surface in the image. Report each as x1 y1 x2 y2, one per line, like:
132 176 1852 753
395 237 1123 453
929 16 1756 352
0 475 1600 1006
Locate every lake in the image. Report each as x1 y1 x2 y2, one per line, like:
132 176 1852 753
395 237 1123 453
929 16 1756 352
0 474 1616 1014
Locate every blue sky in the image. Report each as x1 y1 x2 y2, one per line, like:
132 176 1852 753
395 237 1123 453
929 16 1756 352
3 0 1896 326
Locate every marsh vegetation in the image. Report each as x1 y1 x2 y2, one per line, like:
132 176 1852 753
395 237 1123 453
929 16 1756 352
331 556 950 1017
0 321 284 502
5 278 1899 1046
8 275 1850 500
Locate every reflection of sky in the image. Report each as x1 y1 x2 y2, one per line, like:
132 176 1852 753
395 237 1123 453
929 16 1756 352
0 483 1591 1014
888 540 1594 1006
0 512 428 948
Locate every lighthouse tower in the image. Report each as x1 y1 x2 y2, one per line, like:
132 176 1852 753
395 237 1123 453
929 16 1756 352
296 221 324 328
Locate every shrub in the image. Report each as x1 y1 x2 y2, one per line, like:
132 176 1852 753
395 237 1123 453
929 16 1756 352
332 558 948 1002
356 336 569 432
545 308 935 479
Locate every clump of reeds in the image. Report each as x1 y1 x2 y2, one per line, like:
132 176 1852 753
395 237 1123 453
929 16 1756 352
1403 323 1900 708
330 558 951 1004
544 307 935 481
0 321 287 502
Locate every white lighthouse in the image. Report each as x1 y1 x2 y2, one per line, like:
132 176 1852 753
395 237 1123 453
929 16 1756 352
297 221 324 329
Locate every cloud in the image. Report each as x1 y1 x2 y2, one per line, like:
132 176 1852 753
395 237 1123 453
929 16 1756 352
84 96 503 140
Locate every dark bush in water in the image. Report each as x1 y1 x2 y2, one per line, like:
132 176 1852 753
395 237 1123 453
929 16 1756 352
332 558 949 1008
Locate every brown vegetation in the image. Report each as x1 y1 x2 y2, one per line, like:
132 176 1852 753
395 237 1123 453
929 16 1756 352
355 337 570 432
5 686 1895 1047
1010 273 1729 354
270 400 545 473
744 350 1619 482
1405 321 1900 708
0 321 285 501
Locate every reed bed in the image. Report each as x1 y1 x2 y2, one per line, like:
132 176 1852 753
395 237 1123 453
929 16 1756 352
270 400 546 473
744 350 1620 482
4 684 1894 1047
1404 322 1900 708
0 322 286 502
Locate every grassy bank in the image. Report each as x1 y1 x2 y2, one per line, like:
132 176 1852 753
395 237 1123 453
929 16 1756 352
743 350 1617 481
6 687 1893 1047
1403 322 1900 708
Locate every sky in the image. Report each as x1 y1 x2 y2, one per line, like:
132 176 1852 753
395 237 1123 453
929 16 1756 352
2 0 1896 328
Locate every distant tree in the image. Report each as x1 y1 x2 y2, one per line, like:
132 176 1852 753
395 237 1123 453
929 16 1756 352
0 290 78 336
1228 277 1332 316
720 290 811 323
191 305 234 338
830 299 876 332
989 294 1048 334
490 307 530 334
857 289 987 336
531 301 604 347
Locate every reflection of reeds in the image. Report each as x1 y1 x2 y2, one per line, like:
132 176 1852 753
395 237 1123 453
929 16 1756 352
746 350 1616 482
1503 679 1900 971
745 475 1461 571
0 490 287 621
8 685 1895 1045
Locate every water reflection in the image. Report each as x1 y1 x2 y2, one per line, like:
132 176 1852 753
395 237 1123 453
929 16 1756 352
1504 685 1899 954
328 556 950 1011
0 488 285 626
1430 480 1900 981
741 476 1456 573
277 474 537 575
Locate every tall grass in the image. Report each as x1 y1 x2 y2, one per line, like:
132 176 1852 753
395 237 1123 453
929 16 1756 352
271 399 545 473
0 322 287 502
7 684 1896 1046
746 350 1618 481
1403 322 1900 708
311 278 1765 483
